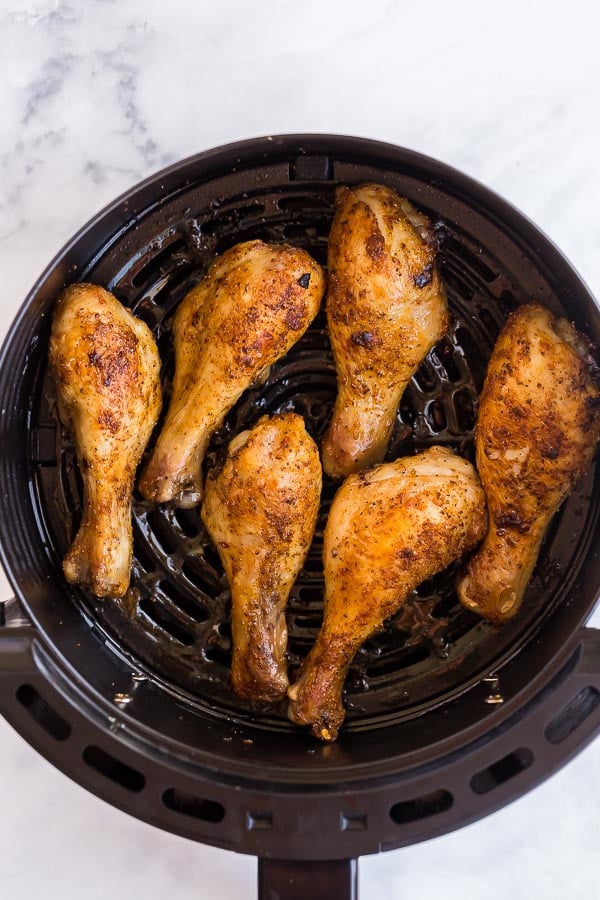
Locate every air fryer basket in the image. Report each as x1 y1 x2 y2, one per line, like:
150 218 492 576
1 136 600 899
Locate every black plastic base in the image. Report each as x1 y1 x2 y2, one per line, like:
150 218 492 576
2 602 600 866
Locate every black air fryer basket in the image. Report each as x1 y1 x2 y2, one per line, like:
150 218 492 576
1 135 599 899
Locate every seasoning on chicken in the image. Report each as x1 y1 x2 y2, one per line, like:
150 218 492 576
457 303 600 624
322 183 449 478
288 446 487 740
50 283 162 598
202 413 322 701
139 241 325 507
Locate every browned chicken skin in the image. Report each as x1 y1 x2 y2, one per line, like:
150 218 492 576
49 284 161 598
288 446 487 740
322 184 449 478
457 304 600 624
138 241 324 507
202 413 321 701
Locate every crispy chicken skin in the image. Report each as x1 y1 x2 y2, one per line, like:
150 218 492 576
288 446 487 740
138 241 324 507
321 184 449 478
49 284 161 598
202 413 321 701
457 304 600 624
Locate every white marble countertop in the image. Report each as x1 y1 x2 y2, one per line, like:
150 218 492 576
1 1 600 897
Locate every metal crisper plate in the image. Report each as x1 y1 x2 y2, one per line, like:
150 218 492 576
30 153 594 734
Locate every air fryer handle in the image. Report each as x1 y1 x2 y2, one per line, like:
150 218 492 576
258 858 358 900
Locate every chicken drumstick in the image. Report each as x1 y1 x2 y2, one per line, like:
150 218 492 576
50 283 162 598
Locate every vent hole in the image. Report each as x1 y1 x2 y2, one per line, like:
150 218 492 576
304 241 328 266
453 389 477 431
133 533 160 573
146 510 179 556
454 327 488 391
131 239 187 288
287 637 314 658
443 609 479 643
433 339 462 382
431 593 459 619
131 295 162 329
439 265 473 301
159 580 209 623
413 362 437 393
399 399 416 425
218 620 232 638
215 228 276 255
190 544 223 574
414 578 436 598
277 195 331 211
297 585 323 604
545 687 600 744
83 745 145 792
368 644 429 677
139 596 196 646
478 306 500 340
427 400 447 432
299 555 324 575
153 266 196 307
204 644 232 666
181 560 222 594
162 788 225 823
292 613 323 630
173 508 202 539
237 202 266 219
156 327 174 361
201 218 230 237
443 237 497 283
390 789 453 824
201 205 266 235
499 289 519 314
470 747 534 795
203 542 224 573
16 684 71 742
283 222 317 240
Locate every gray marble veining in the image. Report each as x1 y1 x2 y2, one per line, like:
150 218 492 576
1 1 599 897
